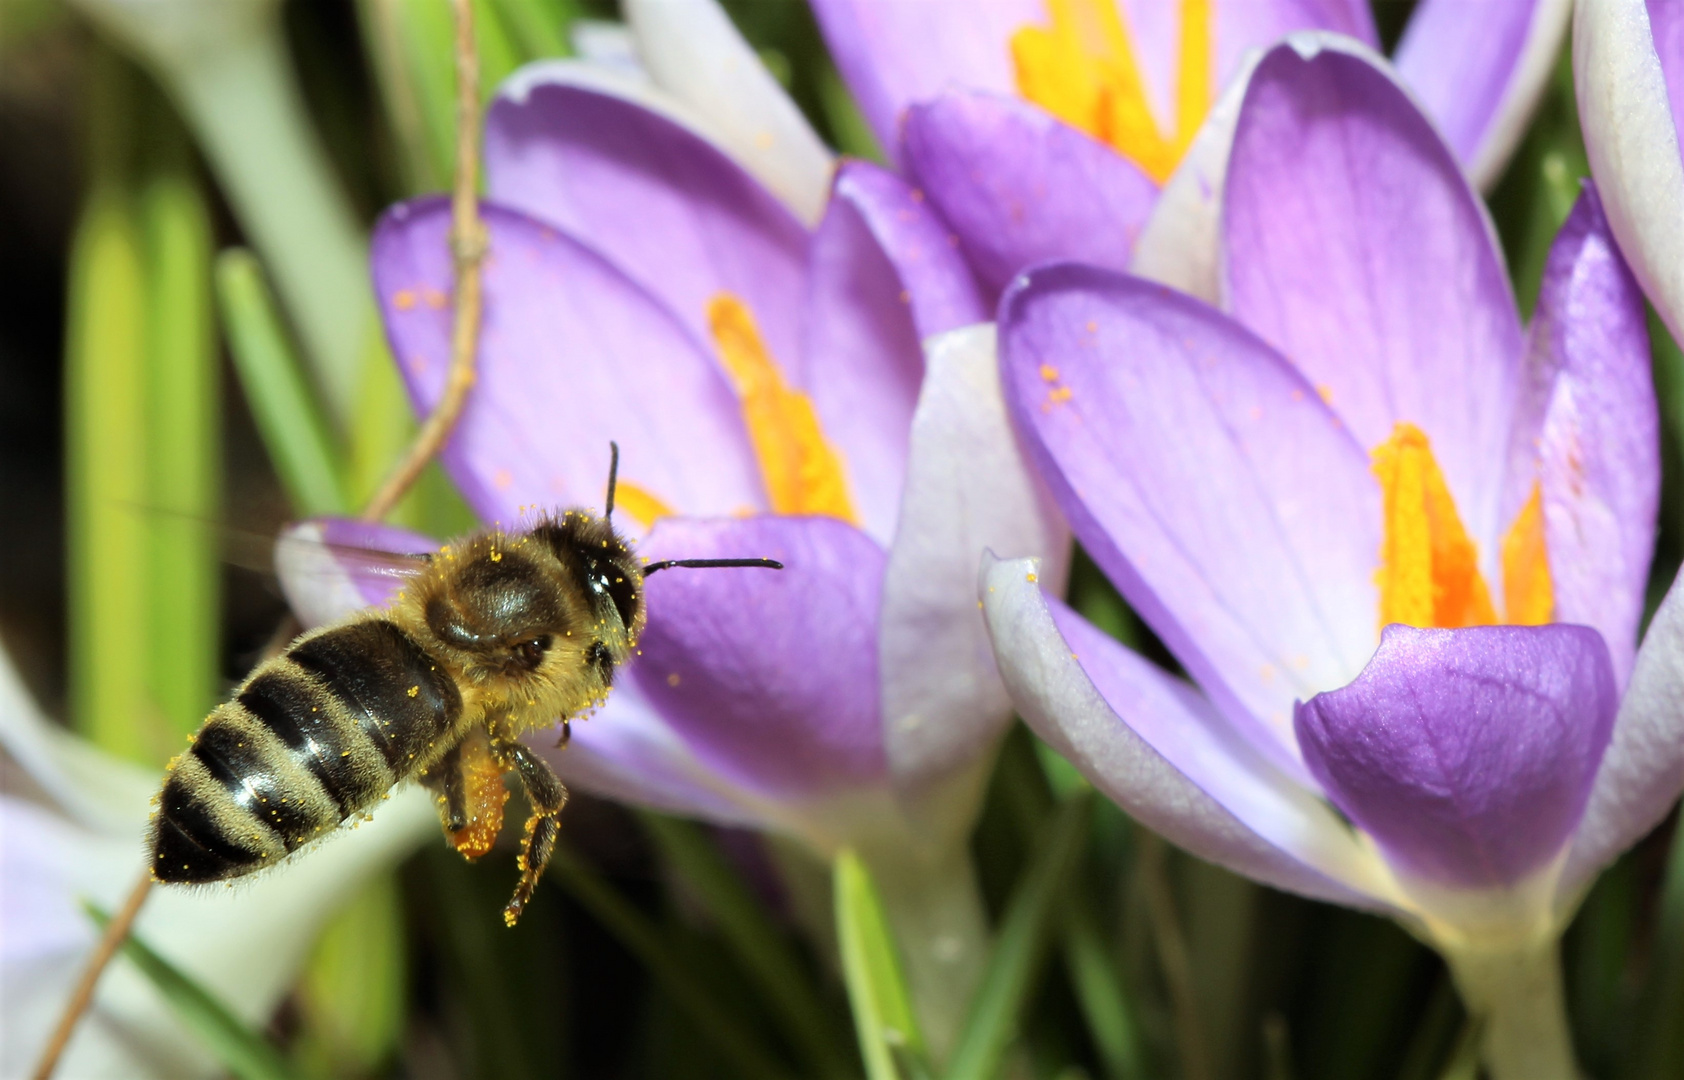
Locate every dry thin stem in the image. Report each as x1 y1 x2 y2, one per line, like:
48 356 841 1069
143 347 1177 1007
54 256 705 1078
29 6 484 1078
30 873 154 1080
361 0 487 523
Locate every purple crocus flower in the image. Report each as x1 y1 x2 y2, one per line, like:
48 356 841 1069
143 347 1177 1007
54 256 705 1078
811 0 1568 300
981 39 1669 1078
1576 0 1684 348
280 69 1068 1049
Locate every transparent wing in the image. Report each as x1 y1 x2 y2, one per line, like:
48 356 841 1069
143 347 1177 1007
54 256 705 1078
274 519 440 628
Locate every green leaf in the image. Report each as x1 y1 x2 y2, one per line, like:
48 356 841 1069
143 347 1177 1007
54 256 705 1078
548 842 794 1080
942 793 1092 1080
836 848 927 1080
140 145 221 748
1631 812 1684 1079
641 814 855 1079
66 52 152 766
490 0 576 60
84 902 302 1080
216 249 349 517
1060 901 1144 1080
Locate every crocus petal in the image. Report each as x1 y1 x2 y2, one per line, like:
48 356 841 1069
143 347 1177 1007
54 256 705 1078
1560 568 1684 905
486 75 808 366
808 0 1039 165
1576 0 1684 346
623 0 835 225
999 264 1379 780
275 518 438 629
1224 40 1524 561
902 90 1158 297
802 162 985 543
1393 0 1571 191
981 555 1386 908
545 679 767 828
632 516 888 799
372 199 764 524
1296 623 1615 889
1504 187 1658 687
879 326 1070 797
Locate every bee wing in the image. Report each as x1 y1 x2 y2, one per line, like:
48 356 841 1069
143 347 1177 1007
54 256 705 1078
274 519 439 628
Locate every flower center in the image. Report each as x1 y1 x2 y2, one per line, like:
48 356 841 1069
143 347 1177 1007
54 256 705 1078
1372 423 1552 630
707 293 858 523
1010 0 1213 185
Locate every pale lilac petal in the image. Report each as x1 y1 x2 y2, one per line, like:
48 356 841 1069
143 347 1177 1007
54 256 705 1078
1131 45 1260 304
632 516 888 798
980 555 1387 908
902 90 1157 296
486 76 808 367
1297 624 1615 888
1650 0 1684 134
828 161 987 339
999 264 1379 780
1504 188 1658 687
808 0 1039 164
802 162 984 543
1394 0 1571 191
879 326 1070 797
274 519 436 628
1577 0 1684 345
544 679 766 828
1225 41 1524 564
372 199 764 524
1560 567 1684 905
1214 0 1377 71
623 0 836 225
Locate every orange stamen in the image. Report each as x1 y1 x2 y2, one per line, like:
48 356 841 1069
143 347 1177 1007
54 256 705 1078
1010 0 1213 184
1371 423 1497 629
1500 482 1554 625
708 294 858 523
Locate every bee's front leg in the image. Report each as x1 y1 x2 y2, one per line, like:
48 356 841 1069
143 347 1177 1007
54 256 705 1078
496 740 568 927
419 741 469 833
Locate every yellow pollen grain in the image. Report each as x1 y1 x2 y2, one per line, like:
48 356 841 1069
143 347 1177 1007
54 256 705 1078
1316 384 1335 405
407 685 420 698
1026 571 1039 583
708 293 858 522
1371 422 1496 629
1040 363 1061 382
667 672 682 687
394 289 417 311
1010 0 1212 185
1500 482 1553 625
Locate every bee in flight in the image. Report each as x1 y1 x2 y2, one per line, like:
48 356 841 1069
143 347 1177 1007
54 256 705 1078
148 445 780 925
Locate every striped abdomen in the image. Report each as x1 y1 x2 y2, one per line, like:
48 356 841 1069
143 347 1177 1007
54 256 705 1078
150 619 462 883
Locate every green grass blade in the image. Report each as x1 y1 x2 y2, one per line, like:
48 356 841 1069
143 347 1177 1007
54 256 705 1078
66 54 151 765
1631 816 1684 1079
84 903 302 1080
216 249 348 517
140 152 220 747
641 813 855 1079
491 0 575 59
942 793 1092 1080
1061 901 1144 1080
292 874 407 1078
548 842 793 1080
836 848 927 1080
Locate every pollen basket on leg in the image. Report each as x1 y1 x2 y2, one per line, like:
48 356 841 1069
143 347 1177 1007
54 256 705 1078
1010 0 1212 184
1371 423 1497 630
707 293 858 523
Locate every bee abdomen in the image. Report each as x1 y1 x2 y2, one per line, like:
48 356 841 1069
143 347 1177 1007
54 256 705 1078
150 619 461 885
287 619 462 775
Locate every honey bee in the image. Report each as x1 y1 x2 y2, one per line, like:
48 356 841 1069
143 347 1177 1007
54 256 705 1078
148 446 780 925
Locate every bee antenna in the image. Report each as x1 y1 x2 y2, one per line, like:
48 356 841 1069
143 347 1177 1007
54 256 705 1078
604 441 620 522
641 558 784 576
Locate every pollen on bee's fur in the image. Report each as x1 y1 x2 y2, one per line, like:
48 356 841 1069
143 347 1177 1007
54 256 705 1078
408 685 420 698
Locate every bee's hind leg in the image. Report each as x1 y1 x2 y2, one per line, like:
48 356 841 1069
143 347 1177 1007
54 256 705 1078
498 741 568 927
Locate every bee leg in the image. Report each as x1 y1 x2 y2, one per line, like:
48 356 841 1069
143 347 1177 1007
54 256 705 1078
555 718 571 749
499 741 568 928
419 743 469 833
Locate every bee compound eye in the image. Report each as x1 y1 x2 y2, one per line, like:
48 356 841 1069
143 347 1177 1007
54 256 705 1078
514 636 549 670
